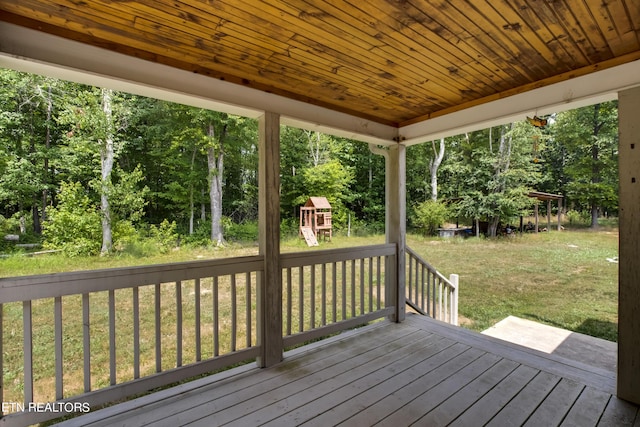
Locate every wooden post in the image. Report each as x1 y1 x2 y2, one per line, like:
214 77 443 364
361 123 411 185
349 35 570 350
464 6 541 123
386 144 406 323
618 86 640 404
257 111 282 368
534 202 539 233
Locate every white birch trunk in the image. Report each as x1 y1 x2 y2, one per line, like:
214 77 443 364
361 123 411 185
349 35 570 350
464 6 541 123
429 138 445 201
208 123 225 245
100 88 114 255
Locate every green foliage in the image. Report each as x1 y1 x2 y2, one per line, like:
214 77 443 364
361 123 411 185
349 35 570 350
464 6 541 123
295 159 354 228
551 102 619 226
101 164 150 224
412 200 449 236
224 219 258 242
43 182 102 256
566 209 591 225
149 219 179 253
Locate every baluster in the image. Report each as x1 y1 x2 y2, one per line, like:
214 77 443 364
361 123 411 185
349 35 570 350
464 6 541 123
432 274 437 318
422 265 427 314
341 261 347 320
231 275 237 352
176 281 182 367
369 257 373 313
213 276 219 357
82 293 91 391
109 289 116 385
298 266 304 332
155 284 161 372
439 279 444 321
246 272 252 348
195 278 201 361
376 256 382 310
360 258 365 315
287 268 292 336
310 265 316 330
350 260 356 318
54 297 63 398
321 263 327 326
23 300 33 403
407 254 412 304
332 262 337 323
133 287 140 379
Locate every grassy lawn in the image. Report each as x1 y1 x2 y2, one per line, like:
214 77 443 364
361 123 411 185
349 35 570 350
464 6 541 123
1 229 618 343
407 228 619 342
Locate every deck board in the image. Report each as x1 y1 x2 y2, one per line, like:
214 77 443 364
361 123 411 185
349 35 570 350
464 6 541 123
57 314 638 427
522 378 585 426
415 358 520 426
298 342 471 427
448 364 540 426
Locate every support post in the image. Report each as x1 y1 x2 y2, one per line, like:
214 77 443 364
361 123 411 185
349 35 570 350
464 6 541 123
618 86 640 404
257 111 282 367
386 144 406 323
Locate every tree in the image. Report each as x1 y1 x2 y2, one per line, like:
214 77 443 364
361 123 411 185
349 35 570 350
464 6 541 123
443 123 541 237
551 102 618 227
56 85 131 254
0 70 62 235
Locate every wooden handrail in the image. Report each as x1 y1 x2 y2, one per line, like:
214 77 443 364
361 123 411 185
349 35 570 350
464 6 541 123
405 246 458 326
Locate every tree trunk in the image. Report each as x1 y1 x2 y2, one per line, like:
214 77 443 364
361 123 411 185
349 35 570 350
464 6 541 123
100 88 114 255
208 123 226 245
41 84 52 230
189 147 197 235
591 204 599 228
429 138 445 201
487 124 513 237
590 104 602 229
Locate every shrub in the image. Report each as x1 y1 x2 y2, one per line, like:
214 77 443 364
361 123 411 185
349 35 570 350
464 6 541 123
412 200 448 236
224 219 258 242
149 219 178 253
566 209 590 225
43 182 102 256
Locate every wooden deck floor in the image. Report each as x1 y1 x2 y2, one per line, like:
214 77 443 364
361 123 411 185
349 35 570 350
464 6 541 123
59 314 639 427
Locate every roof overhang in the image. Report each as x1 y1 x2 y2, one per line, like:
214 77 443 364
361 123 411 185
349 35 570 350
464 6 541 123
2 22 640 146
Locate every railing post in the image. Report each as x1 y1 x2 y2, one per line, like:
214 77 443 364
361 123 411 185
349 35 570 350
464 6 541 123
386 144 405 322
449 274 459 326
257 111 282 367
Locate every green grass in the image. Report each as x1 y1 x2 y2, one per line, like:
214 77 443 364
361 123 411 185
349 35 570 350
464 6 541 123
0 234 385 277
407 228 619 342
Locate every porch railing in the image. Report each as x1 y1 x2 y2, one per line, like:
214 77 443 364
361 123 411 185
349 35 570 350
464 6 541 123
0 244 396 426
405 246 459 325
0 255 264 426
281 244 396 348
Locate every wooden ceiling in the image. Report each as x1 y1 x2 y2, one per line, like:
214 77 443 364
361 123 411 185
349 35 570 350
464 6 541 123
1 1 639 127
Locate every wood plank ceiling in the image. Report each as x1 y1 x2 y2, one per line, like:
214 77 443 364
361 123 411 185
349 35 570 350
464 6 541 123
1 1 639 127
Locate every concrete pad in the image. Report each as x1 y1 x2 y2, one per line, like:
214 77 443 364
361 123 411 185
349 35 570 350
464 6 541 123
482 316 617 373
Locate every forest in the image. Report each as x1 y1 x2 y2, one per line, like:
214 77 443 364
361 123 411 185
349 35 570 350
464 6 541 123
0 69 619 257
